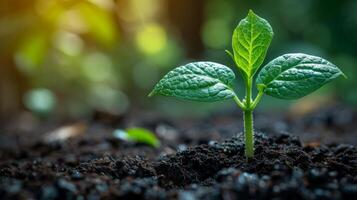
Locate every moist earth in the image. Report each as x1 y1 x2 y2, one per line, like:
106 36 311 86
0 106 356 200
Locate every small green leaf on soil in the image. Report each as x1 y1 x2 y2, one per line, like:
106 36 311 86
113 128 160 147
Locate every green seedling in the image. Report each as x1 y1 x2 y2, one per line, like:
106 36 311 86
113 128 160 148
149 10 345 158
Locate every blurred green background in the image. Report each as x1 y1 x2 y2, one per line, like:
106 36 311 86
0 0 356 120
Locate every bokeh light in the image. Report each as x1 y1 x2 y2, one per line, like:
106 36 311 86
23 88 56 116
135 23 167 55
54 31 83 56
81 52 113 82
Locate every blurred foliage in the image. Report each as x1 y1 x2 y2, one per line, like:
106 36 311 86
0 0 356 119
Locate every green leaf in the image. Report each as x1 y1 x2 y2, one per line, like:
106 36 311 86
149 62 236 102
232 10 273 78
256 53 345 99
113 128 160 148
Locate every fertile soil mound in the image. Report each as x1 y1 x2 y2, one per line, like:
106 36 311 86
156 133 357 199
1 131 356 200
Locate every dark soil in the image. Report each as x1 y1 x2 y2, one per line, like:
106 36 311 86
0 106 356 199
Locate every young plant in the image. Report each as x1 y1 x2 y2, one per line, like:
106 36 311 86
149 10 345 159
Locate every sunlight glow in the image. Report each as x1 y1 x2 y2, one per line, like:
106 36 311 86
135 23 167 55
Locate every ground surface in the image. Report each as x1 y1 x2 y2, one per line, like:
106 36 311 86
0 106 356 199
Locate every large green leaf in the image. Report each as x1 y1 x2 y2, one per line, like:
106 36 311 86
149 62 236 102
232 10 273 78
256 53 345 99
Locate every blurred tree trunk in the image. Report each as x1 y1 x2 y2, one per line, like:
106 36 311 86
0 1 31 121
0 55 27 120
166 0 205 58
